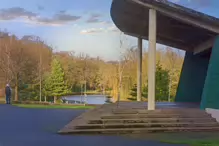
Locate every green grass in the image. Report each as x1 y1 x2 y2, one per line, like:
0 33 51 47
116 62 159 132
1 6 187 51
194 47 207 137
160 139 219 146
13 104 95 109
126 132 219 146
156 132 219 146
161 140 219 146
157 132 219 146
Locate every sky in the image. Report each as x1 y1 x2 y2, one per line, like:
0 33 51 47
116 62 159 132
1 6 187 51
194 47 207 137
0 0 219 61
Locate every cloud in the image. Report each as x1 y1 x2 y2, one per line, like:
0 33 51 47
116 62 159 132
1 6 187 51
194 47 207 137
85 13 113 25
34 13 81 26
0 7 81 26
0 7 37 20
100 21 112 25
86 13 102 23
59 10 66 13
80 25 119 34
80 28 105 34
107 25 119 32
37 5 44 11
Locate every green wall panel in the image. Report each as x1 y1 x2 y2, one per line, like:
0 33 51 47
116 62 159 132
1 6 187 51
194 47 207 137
175 52 209 103
201 36 219 109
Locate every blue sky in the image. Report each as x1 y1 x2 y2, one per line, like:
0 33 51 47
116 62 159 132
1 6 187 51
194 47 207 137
0 0 219 60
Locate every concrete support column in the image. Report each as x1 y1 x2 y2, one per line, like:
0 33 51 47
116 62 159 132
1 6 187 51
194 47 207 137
148 9 157 110
137 37 142 101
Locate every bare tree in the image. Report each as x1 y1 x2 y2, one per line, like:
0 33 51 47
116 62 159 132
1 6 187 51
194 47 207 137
78 53 90 105
165 47 180 102
116 32 133 107
0 35 13 84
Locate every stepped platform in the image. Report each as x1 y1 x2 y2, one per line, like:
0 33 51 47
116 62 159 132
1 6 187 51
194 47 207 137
58 102 219 135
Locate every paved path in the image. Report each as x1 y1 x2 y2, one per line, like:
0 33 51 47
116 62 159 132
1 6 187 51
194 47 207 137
0 105 185 146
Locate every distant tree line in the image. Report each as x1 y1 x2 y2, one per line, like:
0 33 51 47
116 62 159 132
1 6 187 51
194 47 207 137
0 31 184 103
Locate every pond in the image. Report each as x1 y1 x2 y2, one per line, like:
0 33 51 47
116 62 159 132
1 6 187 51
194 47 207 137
64 95 111 105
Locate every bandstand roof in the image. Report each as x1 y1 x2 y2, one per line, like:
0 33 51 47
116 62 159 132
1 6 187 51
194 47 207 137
110 0 219 52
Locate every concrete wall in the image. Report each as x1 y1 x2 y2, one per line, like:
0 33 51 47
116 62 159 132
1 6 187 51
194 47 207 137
175 52 209 103
201 36 219 109
206 108 219 122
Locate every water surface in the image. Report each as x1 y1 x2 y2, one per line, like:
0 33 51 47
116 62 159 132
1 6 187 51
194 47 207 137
65 95 107 104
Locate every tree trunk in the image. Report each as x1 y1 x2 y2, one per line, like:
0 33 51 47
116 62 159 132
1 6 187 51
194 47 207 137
103 87 105 95
54 96 57 103
14 74 19 101
44 96 47 102
112 78 117 102
168 71 172 102
117 72 123 107
168 76 172 102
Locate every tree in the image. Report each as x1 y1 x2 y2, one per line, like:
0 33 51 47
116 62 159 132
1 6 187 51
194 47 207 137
0 30 184 103
0 33 53 102
42 73 52 102
143 61 170 101
22 35 53 102
165 47 183 100
128 84 137 101
156 61 170 101
47 58 69 103
115 32 132 104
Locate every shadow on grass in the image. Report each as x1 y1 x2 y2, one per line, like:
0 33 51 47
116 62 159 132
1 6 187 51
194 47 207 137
124 132 219 146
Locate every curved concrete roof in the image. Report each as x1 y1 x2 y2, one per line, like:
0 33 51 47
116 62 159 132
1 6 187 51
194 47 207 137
110 0 219 52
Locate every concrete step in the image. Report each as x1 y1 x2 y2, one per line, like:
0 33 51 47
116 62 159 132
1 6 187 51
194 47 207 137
75 122 219 129
89 117 217 124
59 126 219 134
112 107 205 113
101 114 212 119
112 108 206 114
112 112 210 117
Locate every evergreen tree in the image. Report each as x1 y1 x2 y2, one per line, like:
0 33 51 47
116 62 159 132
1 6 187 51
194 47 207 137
19 83 39 101
128 84 146 101
128 84 137 100
143 61 170 101
46 58 69 103
42 74 52 102
130 84 137 97
156 61 169 101
142 84 148 99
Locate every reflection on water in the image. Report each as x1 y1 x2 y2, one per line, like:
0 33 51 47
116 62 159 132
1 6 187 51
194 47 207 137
64 95 109 104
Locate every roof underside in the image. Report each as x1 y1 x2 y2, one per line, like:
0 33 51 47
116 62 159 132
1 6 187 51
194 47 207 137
110 0 219 52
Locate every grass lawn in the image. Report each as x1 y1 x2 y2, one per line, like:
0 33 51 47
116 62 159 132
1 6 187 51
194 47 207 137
160 139 219 146
158 132 219 146
126 132 219 146
13 104 95 109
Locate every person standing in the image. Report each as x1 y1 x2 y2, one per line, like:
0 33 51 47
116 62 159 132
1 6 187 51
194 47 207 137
5 84 11 104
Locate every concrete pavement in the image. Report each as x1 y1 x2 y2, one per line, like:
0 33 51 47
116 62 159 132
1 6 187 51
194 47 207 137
0 104 185 146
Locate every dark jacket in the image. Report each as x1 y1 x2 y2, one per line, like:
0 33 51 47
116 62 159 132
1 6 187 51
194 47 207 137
5 86 11 96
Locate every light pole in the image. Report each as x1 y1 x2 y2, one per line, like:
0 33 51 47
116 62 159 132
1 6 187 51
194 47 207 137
39 44 42 102
83 79 87 105
83 56 88 106
0 35 4 86
80 83 83 103
37 38 42 103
